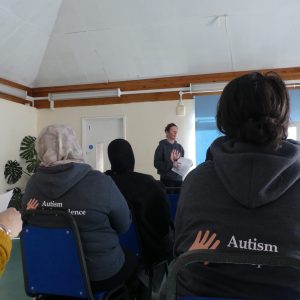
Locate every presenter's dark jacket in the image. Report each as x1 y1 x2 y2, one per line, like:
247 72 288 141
154 139 184 182
175 137 300 300
21 162 131 282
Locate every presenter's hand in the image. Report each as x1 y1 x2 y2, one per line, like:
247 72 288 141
170 149 181 162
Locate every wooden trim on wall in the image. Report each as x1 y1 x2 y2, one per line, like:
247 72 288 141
0 77 31 91
0 92 32 105
32 67 300 98
2 66 300 108
0 77 33 105
34 92 197 109
0 78 32 95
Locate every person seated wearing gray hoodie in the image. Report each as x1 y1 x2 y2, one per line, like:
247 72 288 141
174 72 300 299
21 124 138 295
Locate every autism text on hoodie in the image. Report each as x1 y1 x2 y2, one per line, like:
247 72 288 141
227 235 278 252
41 201 86 216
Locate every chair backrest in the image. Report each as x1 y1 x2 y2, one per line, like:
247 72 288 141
165 249 300 300
118 216 161 267
167 193 180 221
20 210 100 300
118 221 140 257
119 217 168 297
179 298 237 300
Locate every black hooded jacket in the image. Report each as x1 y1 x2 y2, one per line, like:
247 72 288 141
106 139 173 266
175 137 300 299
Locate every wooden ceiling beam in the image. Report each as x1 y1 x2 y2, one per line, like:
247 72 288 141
0 78 32 96
0 92 32 105
34 91 193 109
2 67 300 108
32 67 300 98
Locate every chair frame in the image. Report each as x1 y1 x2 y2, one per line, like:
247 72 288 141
21 210 125 300
119 212 169 299
131 213 169 300
165 249 300 300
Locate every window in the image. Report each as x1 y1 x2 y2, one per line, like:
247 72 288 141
288 126 297 140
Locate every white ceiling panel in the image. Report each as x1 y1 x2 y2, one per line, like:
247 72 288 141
0 0 62 86
0 0 300 87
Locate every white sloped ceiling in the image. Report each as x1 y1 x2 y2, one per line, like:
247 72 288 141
0 0 63 87
0 0 300 87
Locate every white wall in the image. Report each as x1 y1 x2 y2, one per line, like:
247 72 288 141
37 99 195 178
0 100 37 193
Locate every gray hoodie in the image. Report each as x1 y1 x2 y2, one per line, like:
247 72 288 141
154 139 184 181
22 162 131 281
174 137 300 299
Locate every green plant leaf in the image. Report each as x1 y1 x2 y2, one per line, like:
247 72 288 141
4 160 23 184
26 158 40 173
20 136 37 161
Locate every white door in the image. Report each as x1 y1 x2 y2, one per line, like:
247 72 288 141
82 117 125 172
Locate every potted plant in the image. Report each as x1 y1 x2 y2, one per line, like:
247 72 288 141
4 136 39 210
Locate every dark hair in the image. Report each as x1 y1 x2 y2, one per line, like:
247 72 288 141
216 72 290 146
165 123 178 133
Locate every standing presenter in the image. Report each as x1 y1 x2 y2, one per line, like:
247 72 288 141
154 123 184 192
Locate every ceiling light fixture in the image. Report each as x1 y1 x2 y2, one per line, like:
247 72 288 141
284 80 300 89
29 77 300 111
0 83 27 99
176 90 186 116
48 88 121 101
189 82 227 94
190 79 300 94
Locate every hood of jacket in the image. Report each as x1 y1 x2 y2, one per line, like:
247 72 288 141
30 162 92 199
159 139 179 147
210 137 300 208
107 139 135 173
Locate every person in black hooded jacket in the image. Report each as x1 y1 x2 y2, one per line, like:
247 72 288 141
106 139 173 267
174 72 300 300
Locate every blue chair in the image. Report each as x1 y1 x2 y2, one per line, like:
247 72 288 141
119 219 168 300
167 193 180 221
119 222 140 257
20 210 127 300
179 298 237 300
119 221 155 299
165 249 300 300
